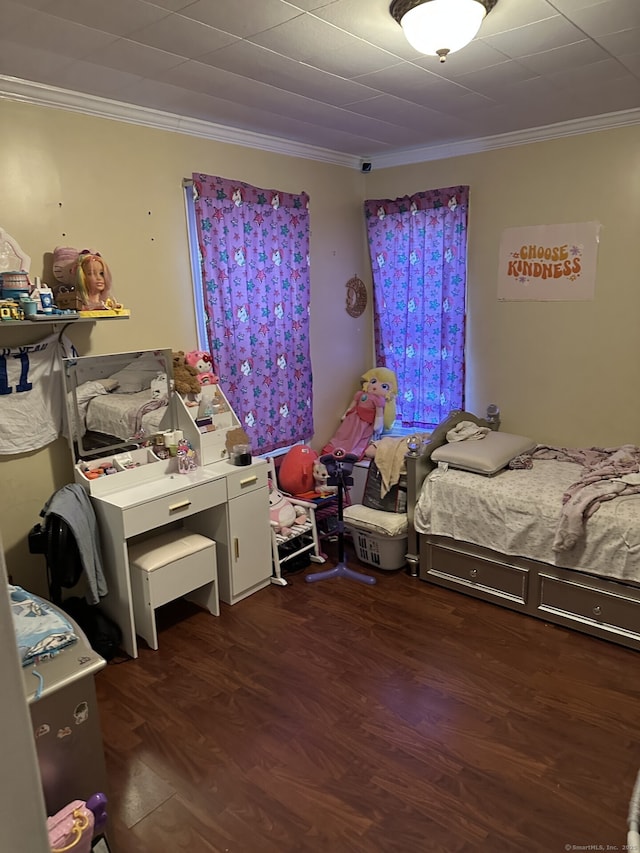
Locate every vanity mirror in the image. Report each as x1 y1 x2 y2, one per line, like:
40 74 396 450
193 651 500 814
62 349 174 462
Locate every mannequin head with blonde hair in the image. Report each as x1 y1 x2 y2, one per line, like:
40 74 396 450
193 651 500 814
76 252 112 309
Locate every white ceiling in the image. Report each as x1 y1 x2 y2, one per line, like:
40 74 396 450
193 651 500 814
1 0 639 167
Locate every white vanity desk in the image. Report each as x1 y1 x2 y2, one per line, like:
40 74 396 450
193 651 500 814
92 457 271 658
61 348 272 658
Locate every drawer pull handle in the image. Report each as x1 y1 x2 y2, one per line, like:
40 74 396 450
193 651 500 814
234 538 239 560
469 568 478 579
168 500 192 513
593 605 602 617
240 476 258 487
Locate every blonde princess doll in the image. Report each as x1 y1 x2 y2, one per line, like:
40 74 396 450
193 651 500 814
322 366 397 459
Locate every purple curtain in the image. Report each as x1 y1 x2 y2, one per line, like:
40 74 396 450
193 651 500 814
192 173 313 454
364 186 468 429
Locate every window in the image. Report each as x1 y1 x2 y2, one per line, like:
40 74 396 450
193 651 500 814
185 173 314 455
364 186 468 430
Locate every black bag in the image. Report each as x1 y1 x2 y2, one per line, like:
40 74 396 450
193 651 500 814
28 517 83 604
362 460 407 513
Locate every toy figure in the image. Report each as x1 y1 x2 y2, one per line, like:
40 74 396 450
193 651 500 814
313 459 337 496
185 350 219 386
75 251 120 310
322 366 398 459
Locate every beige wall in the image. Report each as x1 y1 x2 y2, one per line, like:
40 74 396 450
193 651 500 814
365 126 640 448
0 98 372 591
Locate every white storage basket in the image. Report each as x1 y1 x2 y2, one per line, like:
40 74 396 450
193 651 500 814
351 528 407 571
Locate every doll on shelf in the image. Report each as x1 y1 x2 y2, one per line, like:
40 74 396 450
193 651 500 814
76 251 121 311
322 366 398 459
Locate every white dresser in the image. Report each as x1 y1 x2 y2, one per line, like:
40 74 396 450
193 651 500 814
92 457 271 658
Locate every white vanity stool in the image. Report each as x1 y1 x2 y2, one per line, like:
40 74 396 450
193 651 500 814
128 529 219 650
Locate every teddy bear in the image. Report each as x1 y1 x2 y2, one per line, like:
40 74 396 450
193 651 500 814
185 350 218 386
269 480 308 537
172 351 201 397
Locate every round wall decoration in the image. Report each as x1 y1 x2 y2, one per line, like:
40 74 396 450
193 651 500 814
345 275 367 318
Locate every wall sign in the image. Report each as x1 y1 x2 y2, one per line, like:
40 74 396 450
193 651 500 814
498 221 600 301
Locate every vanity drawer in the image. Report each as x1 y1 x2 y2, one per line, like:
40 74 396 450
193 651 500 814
122 478 227 538
428 545 528 605
225 463 267 500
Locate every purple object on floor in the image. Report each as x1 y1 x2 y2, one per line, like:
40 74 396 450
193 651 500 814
86 792 108 834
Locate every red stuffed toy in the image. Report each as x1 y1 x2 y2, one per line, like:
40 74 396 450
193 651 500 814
278 445 318 495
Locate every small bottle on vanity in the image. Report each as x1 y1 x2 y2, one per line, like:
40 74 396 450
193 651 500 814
152 433 170 460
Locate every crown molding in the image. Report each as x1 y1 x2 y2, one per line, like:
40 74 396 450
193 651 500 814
367 107 640 169
1 75 638 172
0 75 360 169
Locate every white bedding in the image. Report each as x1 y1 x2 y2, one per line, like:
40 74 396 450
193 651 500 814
85 390 168 440
414 459 640 583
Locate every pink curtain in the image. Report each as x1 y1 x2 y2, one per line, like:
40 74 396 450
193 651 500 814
192 173 313 454
364 186 469 429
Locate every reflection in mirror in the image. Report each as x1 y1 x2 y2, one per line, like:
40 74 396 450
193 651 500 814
62 349 174 461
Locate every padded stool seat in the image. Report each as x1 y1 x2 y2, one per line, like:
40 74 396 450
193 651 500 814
129 529 218 650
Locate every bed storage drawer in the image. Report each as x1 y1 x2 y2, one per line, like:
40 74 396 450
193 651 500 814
427 544 529 605
537 572 640 641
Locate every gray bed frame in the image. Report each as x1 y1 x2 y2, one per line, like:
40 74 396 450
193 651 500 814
404 411 640 652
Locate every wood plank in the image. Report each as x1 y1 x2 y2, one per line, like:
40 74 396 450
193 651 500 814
96 545 640 851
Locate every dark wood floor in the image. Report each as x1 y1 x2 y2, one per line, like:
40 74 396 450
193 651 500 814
96 544 640 853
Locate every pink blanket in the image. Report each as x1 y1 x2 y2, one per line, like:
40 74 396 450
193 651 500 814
532 445 640 550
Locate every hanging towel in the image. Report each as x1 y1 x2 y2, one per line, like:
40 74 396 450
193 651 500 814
41 484 108 605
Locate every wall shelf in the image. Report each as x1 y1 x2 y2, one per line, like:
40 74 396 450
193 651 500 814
0 314 130 328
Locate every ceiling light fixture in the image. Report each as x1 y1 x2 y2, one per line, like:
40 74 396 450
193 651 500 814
390 0 498 63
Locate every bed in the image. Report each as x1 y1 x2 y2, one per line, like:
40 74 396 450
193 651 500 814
64 350 172 454
405 410 640 651
80 387 168 442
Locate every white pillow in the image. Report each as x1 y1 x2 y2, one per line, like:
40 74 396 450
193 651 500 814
430 431 535 475
107 352 166 393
